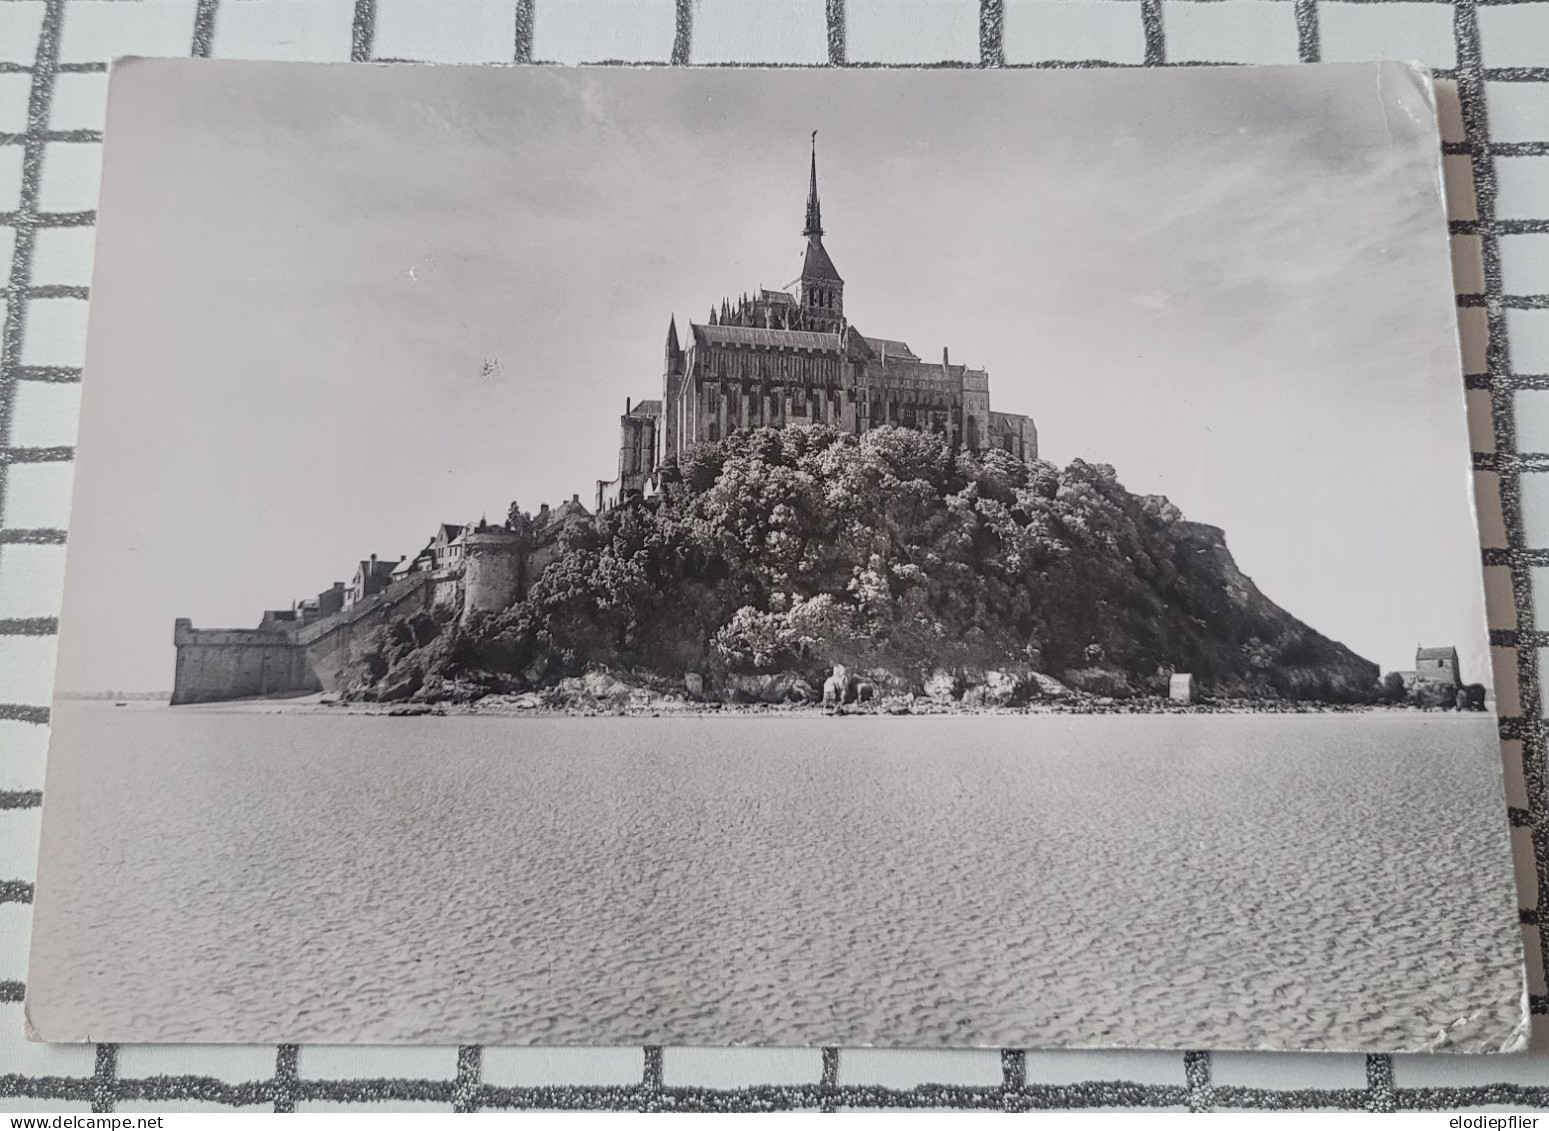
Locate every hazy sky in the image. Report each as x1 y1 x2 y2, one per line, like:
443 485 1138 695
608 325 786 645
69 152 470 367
56 59 1485 691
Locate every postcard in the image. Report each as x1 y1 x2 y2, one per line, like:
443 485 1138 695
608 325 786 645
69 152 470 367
26 59 1525 1051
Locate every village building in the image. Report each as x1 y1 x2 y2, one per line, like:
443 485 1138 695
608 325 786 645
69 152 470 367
317 582 346 619
390 554 421 584
598 141 1037 511
346 555 399 609
1414 645 1461 688
428 522 470 573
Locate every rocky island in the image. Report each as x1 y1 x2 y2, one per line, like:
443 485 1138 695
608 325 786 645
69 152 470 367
168 143 1451 716
325 424 1384 714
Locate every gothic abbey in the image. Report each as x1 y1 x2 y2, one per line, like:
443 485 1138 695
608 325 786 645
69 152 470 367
597 142 1037 511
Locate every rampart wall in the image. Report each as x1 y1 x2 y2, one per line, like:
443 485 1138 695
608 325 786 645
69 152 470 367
171 575 440 704
170 619 322 705
462 533 525 618
294 573 439 692
170 528 569 704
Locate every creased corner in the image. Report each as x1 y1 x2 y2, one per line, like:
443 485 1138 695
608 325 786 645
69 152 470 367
1498 986 1536 1054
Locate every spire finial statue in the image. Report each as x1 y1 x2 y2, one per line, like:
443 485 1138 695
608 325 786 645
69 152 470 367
803 130 823 239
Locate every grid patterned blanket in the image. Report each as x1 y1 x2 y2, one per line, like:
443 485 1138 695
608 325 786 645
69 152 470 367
2 0 1548 1112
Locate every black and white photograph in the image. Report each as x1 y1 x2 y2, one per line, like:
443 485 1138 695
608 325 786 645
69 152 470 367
26 58 1525 1052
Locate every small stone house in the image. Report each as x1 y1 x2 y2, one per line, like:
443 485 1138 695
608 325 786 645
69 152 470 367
1414 645 1461 688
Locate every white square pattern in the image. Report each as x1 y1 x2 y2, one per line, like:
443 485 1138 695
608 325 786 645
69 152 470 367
1488 81 1549 143
0 4 46 67
19 297 89 367
847 0 979 62
1004 0 1147 63
691 0 830 63
1478 3 1549 70
663 1047 824 1087
0 544 67 621
372 0 519 62
1164 0 1300 65
211 0 358 62
530 0 677 62
1 0 1548 1114
1318 1 1457 68
36 143 103 216
0 73 32 136
1502 234 1549 297
58 0 199 64
29 226 96 289
9 382 81 450
48 71 108 132
2 461 74 531
0 719 49 792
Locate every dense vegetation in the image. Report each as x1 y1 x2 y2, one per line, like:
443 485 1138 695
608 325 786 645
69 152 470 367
355 425 1380 705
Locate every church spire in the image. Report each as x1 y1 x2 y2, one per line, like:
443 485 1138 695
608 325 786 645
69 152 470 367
803 130 823 239
796 131 843 332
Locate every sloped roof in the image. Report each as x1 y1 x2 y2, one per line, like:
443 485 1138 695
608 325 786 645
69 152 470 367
801 237 843 283
1416 646 1458 661
863 336 919 361
627 399 662 419
692 323 842 352
760 289 796 305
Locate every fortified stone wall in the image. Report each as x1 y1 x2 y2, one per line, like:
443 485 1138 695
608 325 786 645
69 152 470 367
170 575 440 704
170 619 321 705
171 524 572 703
433 572 462 611
525 536 567 587
295 573 437 692
461 532 525 620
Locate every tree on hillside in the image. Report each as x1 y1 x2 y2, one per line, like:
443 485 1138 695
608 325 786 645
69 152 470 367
365 425 1378 702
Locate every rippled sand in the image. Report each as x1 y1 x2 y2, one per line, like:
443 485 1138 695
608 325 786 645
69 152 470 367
28 706 1526 1050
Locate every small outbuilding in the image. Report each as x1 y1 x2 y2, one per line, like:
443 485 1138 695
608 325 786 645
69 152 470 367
1169 673 1195 704
1414 645 1461 689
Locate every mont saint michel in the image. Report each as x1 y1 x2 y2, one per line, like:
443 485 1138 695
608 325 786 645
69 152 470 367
161 143 1383 714
167 142 1054 710
595 140 1037 510
31 63 1522 1055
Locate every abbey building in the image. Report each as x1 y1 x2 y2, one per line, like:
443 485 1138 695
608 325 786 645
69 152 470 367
597 142 1037 511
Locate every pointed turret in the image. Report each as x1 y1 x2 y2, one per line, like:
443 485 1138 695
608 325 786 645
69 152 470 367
709 305 718 326
664 315 683 376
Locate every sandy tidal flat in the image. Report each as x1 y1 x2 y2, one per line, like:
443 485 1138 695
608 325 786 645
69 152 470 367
28 705 1527 1050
